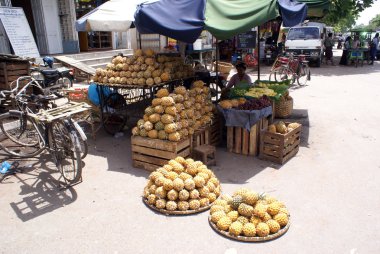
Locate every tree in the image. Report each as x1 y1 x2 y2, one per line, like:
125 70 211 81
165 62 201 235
368 14 380 30
323 0 374 24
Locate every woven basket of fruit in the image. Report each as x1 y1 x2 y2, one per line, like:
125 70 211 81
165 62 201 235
275 96 293 118
142 156 221 215
215 61 234 74
208 188 290 242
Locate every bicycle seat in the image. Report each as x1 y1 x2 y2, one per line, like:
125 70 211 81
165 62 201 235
41 69 59 76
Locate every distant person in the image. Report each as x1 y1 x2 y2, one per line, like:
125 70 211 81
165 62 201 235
221 62 252 99
370 33 379 65
339 36 351 65
324 33 335 65
352 36 360 49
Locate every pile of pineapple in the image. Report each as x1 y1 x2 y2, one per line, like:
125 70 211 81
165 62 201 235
268 121 301 135
132 81 214 142
210 188 289 238
92 48 194 86
143 157 221 212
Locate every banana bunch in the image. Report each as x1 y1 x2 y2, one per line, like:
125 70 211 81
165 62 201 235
245 88 277 98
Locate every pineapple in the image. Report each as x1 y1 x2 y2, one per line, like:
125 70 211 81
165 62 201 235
250 216 262 226
154 176 165 187
168 160 184 173
213 199 228 207
166 171 179 181
166 201 177 211
193 175 206 188
177 201 189 211
161 96 175 106
224 205 233 214
184 179 195 191
199 186 210 198
189 189 200 199
162 164 173 172
236 216 249 225
154 121 164 131
156 88 169 98
178 189 190 201
147 194 156 205
148 185 157 194
266 219 280 234
163 179 173 191
233 188 250 197
161 114 174 124
208 177 219 186
242 223 256 237
279 207 289 215
155 199 166 209
267 202 281 216
174 156 186 165
256 223 270 237
172 178 184 191
217 216 232 231
185 163 198 176
144 106 155 116
155 186 167 199
229 195 243 210
211 210 226 224
179 172 192 181
210 205 225 215
158 130 168 140
254 203 268 218
227 211 239 222
165 106 177 116
242 191 259 206
229 221 243 236
149 114 161 124
149 171 163 182
152 98 162 106
221 194 233 203
262 212 272 222
208 193 217 203
238 203 254 217
274 213 289 227
154 105 165 114
189 199 201 210
167 189 178 201
199 198 210 207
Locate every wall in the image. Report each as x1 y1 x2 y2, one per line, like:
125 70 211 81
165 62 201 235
58 0 79 53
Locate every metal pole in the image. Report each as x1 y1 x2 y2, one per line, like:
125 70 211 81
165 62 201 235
215 39 219 101
257 26 260 81
138 32 142 49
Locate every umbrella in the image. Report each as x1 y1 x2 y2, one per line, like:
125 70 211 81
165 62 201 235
134 0 319 43
75 0 159 32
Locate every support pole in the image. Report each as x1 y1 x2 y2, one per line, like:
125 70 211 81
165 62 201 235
257 26 260 81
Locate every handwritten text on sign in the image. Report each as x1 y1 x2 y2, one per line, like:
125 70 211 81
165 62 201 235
0 7 40 58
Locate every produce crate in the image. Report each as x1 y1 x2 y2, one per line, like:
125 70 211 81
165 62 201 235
131 136 191 171
226 117 271 156
259 123 302 164
209 116 222 146
190 126 210 152
0 61 30 90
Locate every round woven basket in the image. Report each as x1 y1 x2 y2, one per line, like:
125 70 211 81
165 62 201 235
208 216 291 242
143 197 213 215
215 61 234 74
275 96 293 118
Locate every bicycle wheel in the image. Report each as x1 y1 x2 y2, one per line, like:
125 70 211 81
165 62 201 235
102 93 127 135
50 120 82 184
0 112 44 157
269 67 282 81
297 64 310 86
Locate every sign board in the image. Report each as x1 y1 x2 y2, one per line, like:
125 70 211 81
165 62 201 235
237 31 257 49
0 7 40 58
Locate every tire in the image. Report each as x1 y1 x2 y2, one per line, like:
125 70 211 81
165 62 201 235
79 138 88 159
297 65 310 86
102 93 127 135
0 111 44 157
50 120 82 184
275 67 293 83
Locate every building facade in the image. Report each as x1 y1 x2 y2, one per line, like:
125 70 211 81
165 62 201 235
0 0 131 56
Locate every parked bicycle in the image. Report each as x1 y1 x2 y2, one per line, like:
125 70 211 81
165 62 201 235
269 53 311 86
1 76 88 159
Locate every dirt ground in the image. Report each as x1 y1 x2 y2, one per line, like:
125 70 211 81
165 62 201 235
1 50 380 254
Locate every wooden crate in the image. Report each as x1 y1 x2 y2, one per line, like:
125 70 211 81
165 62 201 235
209 116 222 146
131 136 191 171
259 123 302 164
191 126 210 152
0 61 30 90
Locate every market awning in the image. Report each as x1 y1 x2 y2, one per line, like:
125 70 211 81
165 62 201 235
298 0 330 17
75 0 159 32
134 0 310 42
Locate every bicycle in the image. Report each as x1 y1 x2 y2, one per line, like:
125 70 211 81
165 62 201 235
0 97 89 184
269 53 311 86
0 77 88 159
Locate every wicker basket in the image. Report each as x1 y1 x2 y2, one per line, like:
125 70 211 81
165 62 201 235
215 61 233 74
275 96 293 118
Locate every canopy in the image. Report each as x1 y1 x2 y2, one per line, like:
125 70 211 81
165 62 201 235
298 0 330 17
134 0 310 42
75 0 158 32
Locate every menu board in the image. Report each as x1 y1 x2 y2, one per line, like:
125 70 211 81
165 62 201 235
0 7 40 58
237 31 257 49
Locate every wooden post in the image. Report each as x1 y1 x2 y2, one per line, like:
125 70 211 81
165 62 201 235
234 127 242 154
242 129 249 155
249 124 258 156
227 127 234 152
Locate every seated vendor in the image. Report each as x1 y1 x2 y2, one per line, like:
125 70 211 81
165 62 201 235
224 62 252 90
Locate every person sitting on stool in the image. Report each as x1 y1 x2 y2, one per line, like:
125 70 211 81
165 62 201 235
221 62 252 99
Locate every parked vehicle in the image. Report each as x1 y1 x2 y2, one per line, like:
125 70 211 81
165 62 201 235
30 56 74 94
285 22 326 67
264 45 278 66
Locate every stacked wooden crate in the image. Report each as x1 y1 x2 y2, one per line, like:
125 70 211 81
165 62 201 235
0 59 30 90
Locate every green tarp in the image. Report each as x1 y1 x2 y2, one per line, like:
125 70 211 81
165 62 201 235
205 0 279 40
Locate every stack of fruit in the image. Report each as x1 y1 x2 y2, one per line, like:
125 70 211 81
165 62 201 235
218 96 271 111
143 157 221 213
132 81 214 141
245 87 277 98
268 121 300 134
92 49 194 86
209 188 290 239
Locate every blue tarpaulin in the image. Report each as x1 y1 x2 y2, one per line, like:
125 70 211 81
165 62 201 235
278 0 308 27
134 0 206 43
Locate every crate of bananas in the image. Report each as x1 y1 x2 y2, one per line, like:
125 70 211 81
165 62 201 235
208 188 290 242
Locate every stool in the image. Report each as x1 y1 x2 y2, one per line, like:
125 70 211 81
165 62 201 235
193 144 216 166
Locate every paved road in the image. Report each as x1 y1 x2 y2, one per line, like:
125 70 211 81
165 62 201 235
1 52 380 254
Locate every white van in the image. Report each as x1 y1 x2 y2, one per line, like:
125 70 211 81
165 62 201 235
285 22 326 67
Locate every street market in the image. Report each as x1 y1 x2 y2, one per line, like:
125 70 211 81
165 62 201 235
0 0 380 253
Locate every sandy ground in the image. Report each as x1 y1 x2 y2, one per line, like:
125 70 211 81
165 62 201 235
1 50 380 254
